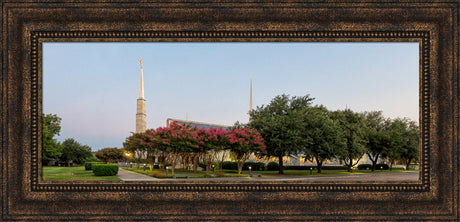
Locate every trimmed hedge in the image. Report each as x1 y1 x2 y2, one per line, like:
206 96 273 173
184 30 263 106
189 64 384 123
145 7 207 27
376 163 390 170
357 164 372 170
243 161 266 171
267 161 279 171
85 161 104 170
92 164 119 176
222 161 238 170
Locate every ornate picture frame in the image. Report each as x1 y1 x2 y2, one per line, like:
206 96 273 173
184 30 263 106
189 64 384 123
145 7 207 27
1 0 458 220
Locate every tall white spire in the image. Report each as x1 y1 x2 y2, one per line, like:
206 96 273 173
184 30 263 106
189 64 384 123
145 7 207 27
138 59 144 99
136 59 146 133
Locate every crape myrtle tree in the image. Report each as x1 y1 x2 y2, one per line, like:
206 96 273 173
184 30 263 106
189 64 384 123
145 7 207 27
196 127 225 174
123 121 265 176
249 94 314 174
166 121 200 175
300 105 346 173
42 113 63 164
123 132 150 168
330 109 368 172
363 111 392 171
144 127 172 173
226 127 266 174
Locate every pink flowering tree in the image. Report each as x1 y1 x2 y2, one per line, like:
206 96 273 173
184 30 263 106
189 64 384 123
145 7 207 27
123 132 150 168
226 127 266 174
165 121 199 175
196 127 224 174
140 128 172 173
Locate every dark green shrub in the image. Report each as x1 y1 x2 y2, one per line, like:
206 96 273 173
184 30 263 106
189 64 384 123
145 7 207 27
85 161 104 170
222 161 238 170
198 162 206 169
357 164 372 170
92 164 119 176
376 163 389 170
267 161 279 171
243 161 266 171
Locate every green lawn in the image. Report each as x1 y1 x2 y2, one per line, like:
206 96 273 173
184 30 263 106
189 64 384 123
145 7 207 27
42 166 417 181
42 166 122 181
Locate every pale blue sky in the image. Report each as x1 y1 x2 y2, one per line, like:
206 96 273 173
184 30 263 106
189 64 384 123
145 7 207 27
43 42 419 151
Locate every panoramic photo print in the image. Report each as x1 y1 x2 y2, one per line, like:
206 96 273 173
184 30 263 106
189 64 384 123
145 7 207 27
41 42 420 182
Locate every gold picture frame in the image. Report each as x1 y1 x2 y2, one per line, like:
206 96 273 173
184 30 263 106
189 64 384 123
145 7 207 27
1 0 458 220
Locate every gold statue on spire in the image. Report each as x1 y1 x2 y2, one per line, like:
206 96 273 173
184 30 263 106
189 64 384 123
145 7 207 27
137 59 143 69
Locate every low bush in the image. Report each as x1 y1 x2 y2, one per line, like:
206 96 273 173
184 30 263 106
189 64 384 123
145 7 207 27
357 164 372 170
267 161 279 171
243 161 266 171
92 164 119 176
85 161 104 171
222 161 238 170
376 163 390 170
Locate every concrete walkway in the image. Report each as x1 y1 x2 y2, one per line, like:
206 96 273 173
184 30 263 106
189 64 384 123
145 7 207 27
117 168 161 181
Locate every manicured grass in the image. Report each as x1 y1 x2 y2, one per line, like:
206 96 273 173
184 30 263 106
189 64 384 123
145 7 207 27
42 166 418 181
42 166 122 181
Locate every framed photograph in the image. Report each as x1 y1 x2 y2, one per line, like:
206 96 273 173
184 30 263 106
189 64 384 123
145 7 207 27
1 0 459 220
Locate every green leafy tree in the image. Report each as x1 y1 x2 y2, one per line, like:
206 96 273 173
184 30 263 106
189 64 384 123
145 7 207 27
60 138 92 166
95 147 124 163
249 94 314 174
42 113 63 164
301 105 345 173
386 118 419 170
330 109 368 172
363 111 392 171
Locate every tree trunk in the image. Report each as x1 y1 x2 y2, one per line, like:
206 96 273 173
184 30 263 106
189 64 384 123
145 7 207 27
405 158 413 170
278 155 284 174
206 161 211 174
315 157 323 173
193 155 199 173
367 153 379 172
237 161 243 174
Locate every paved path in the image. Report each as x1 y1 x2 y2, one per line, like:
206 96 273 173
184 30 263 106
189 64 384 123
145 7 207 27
117 168 161 181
